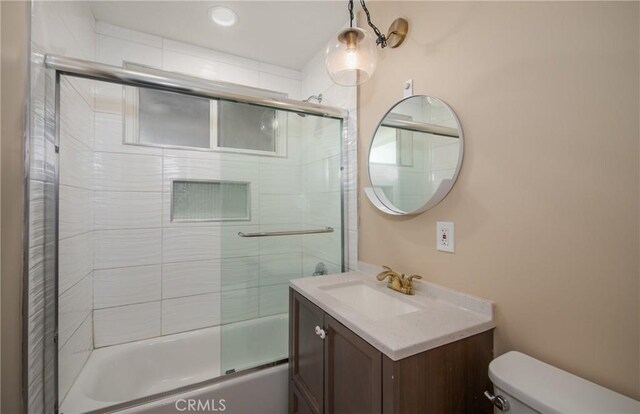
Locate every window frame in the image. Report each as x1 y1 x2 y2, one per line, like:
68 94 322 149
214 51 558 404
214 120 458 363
122 63 288 157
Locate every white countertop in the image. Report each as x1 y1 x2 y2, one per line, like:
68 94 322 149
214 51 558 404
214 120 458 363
289 263 495 361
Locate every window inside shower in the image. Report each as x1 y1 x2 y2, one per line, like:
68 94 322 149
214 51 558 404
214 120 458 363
54 75 345 412
123 79 287 157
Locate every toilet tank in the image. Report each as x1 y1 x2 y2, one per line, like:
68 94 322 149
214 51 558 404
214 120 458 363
488 352 640 414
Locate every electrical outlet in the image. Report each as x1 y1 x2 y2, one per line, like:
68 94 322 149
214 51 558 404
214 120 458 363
436 221 455 253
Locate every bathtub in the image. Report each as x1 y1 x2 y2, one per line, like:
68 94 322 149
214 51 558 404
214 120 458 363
61 314 289 414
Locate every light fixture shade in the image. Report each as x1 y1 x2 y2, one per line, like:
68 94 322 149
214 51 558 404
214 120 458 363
325 27 378 87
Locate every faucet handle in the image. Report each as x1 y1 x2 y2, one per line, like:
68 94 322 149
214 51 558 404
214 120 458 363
376 265 398 281
403 274 422 295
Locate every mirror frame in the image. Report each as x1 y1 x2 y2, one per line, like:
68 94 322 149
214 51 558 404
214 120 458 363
365 95 465 215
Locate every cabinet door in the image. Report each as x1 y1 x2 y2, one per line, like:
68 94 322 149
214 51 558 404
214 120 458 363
290 381 318 414
324 314 382 414
290 290 325 414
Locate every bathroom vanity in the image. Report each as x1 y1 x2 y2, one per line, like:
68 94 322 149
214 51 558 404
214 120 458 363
288 267 495 414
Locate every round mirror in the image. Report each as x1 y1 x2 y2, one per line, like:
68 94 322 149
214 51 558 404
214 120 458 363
366 95 464 215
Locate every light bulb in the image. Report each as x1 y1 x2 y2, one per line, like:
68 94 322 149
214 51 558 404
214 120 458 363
345 49 358 70
325 27 378 87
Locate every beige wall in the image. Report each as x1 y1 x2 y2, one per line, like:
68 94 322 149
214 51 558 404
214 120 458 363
1 1 29 412
359 1 640 400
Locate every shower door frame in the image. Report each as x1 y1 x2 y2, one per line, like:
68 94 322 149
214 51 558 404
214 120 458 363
36 54 352 414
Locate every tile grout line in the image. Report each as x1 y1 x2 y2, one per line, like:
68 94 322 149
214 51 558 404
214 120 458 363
58 311 93 353
59 269 93 299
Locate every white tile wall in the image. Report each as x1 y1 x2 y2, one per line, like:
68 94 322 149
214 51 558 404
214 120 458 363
162 38 260 71
30 2 98 410
94 265 161 309
55 78 97 411
94 229 162 269
60 78 94 147
303 230 343 264
59 185 93 240
259 284 289 317
58 315 92 400
301 36 357 271
221 288 260 324
259 226 303 256
94 192 163 230
162 49 222 82
97 33 162 67
162 260 221 299
259 163 302 195
220 225 261 258
259 254 303 287
95 112 162 155
58 232 93 295
28 13 355 413
259 72 302 100
214 61 262 88
304 192 343 229
161 293 221 335
90 22 356 349
162 227 221 263
58 275 92 348
260 194 304 225
259 62 303 81
94 302 161 347
162 157 259 193
94 152 162 192
96 21 162 48
303 155 342 194
95 83 124 115
59 132 94 190
220 257 260 291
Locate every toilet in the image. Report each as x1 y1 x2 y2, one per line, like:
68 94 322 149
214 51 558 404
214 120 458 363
487 351 640 413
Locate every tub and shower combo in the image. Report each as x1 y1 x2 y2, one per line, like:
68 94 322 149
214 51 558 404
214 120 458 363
26 55 350 413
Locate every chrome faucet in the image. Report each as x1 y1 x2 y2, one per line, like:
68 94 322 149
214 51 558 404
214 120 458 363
376 265 422 295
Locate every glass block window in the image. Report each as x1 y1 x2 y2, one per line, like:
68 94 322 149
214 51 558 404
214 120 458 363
218 101 277 152
138 88 211 149
172 180 250 221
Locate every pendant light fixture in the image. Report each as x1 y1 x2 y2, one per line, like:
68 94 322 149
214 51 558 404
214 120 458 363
325 0 408 86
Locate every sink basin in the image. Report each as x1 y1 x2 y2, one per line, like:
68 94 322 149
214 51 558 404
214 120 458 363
319 281 420 321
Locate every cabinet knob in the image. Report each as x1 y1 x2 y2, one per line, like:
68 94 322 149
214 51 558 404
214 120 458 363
314 325 327 340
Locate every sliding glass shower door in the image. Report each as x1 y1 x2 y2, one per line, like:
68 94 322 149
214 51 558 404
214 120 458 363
219 108 345 375
55 69 345 412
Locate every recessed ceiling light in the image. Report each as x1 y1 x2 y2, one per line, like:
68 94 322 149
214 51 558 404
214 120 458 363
208 6 238 27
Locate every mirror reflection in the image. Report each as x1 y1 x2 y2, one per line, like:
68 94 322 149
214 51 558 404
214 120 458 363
368 95 463 214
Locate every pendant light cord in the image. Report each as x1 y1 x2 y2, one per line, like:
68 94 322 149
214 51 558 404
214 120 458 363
359 0 387 47
348 0 354 27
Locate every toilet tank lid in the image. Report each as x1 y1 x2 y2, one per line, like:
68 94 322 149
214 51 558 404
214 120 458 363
489 352 639 414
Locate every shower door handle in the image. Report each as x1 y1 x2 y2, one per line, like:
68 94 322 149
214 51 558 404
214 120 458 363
238 227 334 237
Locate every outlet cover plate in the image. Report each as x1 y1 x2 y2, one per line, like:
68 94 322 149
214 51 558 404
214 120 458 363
437 221 455 253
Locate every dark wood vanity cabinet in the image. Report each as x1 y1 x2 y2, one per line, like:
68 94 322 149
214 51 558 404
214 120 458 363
290 290 381 414
289 289 494 414
290 288 325 414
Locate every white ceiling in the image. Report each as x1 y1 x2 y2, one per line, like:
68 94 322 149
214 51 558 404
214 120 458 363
90 1 348 70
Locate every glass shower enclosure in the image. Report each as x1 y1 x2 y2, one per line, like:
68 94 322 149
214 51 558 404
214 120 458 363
46 56 346 412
